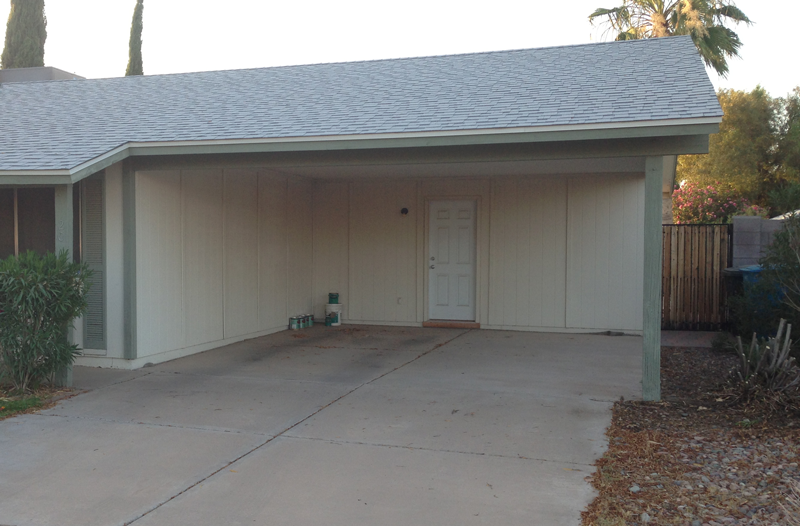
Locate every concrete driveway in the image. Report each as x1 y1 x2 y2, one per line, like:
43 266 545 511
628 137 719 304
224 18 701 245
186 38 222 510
0 326 641 526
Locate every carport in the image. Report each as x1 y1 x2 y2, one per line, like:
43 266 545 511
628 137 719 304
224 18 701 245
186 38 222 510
0 326 642 526
0 36 723 401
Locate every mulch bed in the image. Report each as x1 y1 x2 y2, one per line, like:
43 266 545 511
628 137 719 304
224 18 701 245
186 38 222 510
0 385 74 421
582 346 800 526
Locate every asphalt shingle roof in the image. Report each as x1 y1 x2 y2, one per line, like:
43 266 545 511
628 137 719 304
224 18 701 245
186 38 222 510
0 36 722 172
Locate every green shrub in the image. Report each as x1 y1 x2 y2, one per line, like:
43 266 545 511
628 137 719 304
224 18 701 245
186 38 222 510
768 182 800 218
711 331 735 354
729 214 800 339
729 275 795 339
762 214 800 313
0 250 91 393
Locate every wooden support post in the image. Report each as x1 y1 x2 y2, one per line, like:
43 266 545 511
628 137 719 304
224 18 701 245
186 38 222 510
54 184 74 387
643 157 664 401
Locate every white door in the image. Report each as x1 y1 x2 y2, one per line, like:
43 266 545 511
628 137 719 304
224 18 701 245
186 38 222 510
428 200 477 321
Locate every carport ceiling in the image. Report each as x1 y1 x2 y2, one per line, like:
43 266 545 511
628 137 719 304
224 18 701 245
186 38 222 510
265 156 646 179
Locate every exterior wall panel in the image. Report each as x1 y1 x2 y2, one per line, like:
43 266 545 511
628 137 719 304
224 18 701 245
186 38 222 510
130 169 314 363
258 173 289 330
183 170 224 346
104 168 646 367
312 182 349 320
349 181 417 323
224 170 260 338
566 174 644 331
488 177 567 328
135 171 184 357
287 178 313 317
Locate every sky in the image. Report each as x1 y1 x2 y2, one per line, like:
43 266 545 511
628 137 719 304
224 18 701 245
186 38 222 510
0 0 796 97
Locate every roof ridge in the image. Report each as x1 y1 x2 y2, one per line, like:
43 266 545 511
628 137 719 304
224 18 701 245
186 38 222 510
15 35 695 84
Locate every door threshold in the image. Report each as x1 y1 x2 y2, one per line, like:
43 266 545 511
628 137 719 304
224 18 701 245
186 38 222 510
423 320 480 329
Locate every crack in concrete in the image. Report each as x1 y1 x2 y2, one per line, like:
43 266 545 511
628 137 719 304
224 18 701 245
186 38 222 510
35 412 267 436
279 434 595 467
124 329 472 525
71 370 155 395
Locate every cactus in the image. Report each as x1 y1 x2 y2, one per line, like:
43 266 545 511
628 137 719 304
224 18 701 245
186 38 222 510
735 319 800 394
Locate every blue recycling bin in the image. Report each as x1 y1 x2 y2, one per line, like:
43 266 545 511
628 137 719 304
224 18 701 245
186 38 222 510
740 264 784 320
739 264 763 286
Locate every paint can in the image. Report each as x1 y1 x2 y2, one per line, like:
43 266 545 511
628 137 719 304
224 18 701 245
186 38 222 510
328 293 339 304
289 317 300 330
306 315 314 327
325 303 343 326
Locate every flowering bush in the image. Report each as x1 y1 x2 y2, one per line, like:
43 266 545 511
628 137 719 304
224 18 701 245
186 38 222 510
672 181 757 224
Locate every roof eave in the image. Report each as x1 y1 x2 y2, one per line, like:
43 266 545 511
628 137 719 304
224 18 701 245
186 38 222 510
0 117 721 184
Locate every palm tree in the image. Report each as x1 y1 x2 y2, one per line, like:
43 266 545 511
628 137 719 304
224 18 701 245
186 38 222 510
589 0 751 77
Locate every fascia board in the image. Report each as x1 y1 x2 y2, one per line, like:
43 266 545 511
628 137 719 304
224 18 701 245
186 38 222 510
0 173 72 185
123 118 721 154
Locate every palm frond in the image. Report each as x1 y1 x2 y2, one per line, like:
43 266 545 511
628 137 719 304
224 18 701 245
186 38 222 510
693 25 743 76
713 4 752 25
587 0 751 76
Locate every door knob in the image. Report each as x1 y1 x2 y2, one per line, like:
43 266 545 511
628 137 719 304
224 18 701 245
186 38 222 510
430 265 435 269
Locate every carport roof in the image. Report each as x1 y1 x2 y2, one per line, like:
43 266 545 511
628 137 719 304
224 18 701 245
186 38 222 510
0 36 721 177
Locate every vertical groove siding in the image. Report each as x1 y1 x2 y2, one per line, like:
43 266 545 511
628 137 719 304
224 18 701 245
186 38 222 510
258 174 289 329
348 181 417 323
135 170 311 359
566 175 644 331
488 177 567 328
131 170 648 360
287 178 313 317
223 170 260 338
312 182 349 320
183 170 224 346
136 171 185 356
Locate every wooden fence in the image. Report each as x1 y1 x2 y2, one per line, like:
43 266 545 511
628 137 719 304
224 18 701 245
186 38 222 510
662 224 732 331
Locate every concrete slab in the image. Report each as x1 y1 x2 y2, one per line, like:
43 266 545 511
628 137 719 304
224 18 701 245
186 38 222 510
377 330 642 400
72 365 151 391
0 326 641 526
0 415 261 526
153 341 423 384
43 372 353 434
290 384 613 464
134 437 592 526
229 324 467 353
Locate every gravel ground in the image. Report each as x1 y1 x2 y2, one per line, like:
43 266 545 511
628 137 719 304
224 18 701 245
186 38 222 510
582 346 800 526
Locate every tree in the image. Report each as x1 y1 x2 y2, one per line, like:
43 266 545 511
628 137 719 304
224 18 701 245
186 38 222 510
125 0 143 76
1 0 47 69
776 88 800 182
678 88 783 206
588 0 751 77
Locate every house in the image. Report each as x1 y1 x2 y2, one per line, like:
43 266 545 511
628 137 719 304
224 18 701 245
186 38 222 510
0 36 723 400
